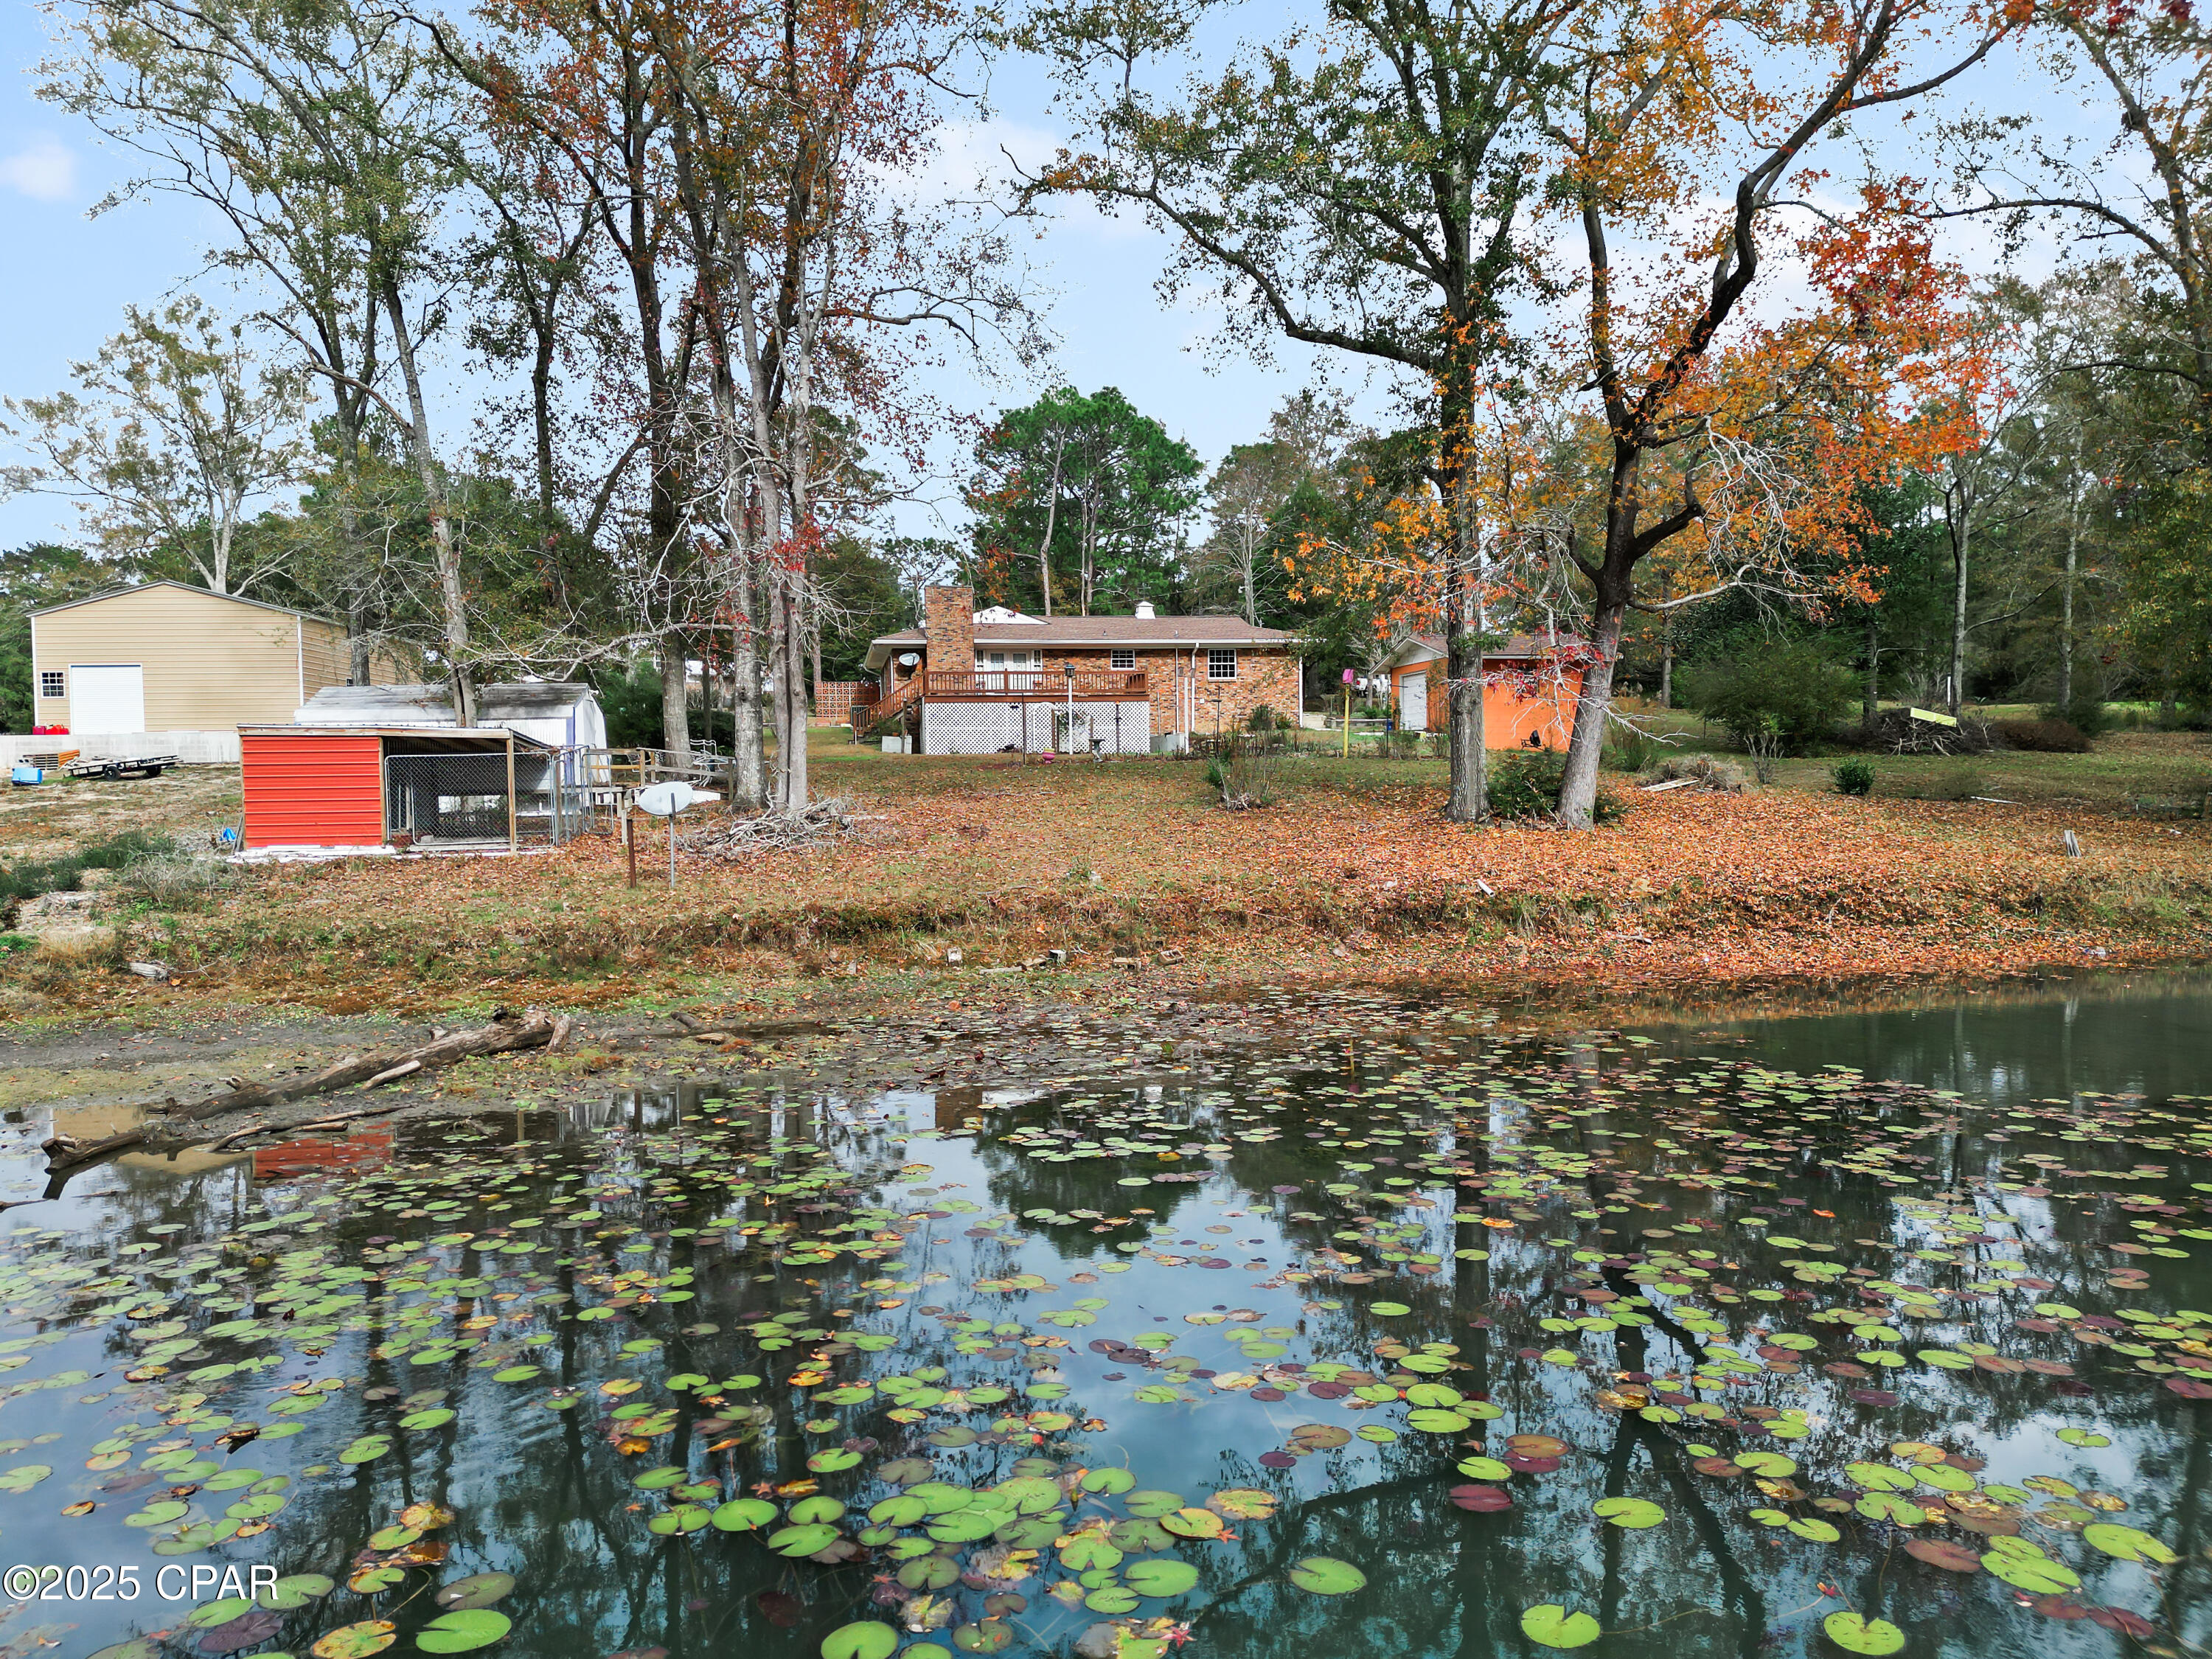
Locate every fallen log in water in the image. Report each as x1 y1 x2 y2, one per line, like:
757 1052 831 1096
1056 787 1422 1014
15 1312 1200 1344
41 1009 560 1174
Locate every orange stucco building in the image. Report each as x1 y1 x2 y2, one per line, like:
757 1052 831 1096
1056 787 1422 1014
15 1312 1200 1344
1377 630 1585 749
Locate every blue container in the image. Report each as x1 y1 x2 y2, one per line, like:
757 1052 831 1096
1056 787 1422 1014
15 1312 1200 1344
10 765 43 786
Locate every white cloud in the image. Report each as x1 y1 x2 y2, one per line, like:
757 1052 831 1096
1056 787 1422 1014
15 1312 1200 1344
0 139 78 202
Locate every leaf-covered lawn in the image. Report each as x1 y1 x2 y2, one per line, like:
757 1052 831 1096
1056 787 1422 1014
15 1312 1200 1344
60 742 2210 1015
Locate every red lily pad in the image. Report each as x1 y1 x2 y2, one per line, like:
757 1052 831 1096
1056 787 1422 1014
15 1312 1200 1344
1449 1485 1513 1513
1903 1540 1982 1573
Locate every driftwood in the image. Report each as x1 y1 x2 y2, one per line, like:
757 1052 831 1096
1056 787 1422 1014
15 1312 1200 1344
682 798 854 860
41 1011 560 1175
162 1010 558 1123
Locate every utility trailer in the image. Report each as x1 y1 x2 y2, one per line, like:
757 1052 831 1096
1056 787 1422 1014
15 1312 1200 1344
63 754 177 781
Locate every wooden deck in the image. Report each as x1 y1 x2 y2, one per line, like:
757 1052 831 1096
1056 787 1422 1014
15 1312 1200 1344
855 669 1147 738
919 669 1148 701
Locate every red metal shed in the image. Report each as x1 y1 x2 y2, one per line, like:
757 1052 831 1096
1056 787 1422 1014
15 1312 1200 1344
240 727 384 848
237 724 546 851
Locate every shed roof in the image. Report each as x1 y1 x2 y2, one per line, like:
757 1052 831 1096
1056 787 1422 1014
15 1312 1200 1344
28 579 339 625
1378 630 1587 670
240 723 554 751
296 681 598 723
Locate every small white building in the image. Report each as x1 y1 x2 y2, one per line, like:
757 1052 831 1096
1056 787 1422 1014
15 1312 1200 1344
295 681 608 752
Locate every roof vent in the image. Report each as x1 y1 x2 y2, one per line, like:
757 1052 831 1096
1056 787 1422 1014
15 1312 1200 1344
1133 600 1156 619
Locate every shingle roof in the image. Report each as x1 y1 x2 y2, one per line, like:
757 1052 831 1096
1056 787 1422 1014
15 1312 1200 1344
866 614 1295 669
1380 629 1587 667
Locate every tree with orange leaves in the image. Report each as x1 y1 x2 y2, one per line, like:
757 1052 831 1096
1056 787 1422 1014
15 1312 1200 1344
1531 1 2015 824
1023 0 2010 827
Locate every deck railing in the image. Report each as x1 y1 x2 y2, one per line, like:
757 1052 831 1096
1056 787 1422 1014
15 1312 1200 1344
923 669 1148 700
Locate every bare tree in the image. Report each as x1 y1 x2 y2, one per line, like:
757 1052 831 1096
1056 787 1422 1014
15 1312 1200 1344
2 298 307 596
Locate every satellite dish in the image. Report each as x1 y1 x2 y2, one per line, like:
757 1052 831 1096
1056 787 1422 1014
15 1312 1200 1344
897 653 919 667
635 780 716 816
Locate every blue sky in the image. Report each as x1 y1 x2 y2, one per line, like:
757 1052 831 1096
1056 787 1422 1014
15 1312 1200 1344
0 1 2110 553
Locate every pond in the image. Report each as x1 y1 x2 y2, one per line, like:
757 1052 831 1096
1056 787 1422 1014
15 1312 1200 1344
2 973 2209 1659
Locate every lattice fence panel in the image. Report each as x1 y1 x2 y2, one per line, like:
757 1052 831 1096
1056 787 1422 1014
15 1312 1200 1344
920 702 1150 755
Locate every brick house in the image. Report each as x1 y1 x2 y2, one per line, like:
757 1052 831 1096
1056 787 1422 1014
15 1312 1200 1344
861 587 1301 754
1376 629 1585 749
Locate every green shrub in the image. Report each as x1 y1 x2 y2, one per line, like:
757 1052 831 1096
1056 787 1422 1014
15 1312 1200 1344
1486 751 1622 824
1603 726 1660 772
1832 757 1876 796
1680 638 1860 753
1246 704 1279 732
2039 695 2110 739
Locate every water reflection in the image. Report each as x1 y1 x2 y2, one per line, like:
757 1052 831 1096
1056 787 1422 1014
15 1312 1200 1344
0 977 2202 1659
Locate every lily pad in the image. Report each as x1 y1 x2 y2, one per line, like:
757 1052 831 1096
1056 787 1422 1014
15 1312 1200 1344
1124 1559 1200 1597
310 1622 397 1659
1592 1497 1664 1529
818 1622 898 1659
1520 1605 1601 1649
1821 1613 1905 1655
1287 1557 1366 1596
2081 1523 2178 1565
416 1609 512 1653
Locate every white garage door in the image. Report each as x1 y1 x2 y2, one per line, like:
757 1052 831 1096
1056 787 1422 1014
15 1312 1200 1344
69 664 147 734
1399 672 1427 731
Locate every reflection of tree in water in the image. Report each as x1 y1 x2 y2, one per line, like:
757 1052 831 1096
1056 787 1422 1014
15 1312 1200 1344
16 988 2212 1658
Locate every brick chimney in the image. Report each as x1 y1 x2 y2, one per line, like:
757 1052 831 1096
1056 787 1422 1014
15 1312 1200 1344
922 585 975 675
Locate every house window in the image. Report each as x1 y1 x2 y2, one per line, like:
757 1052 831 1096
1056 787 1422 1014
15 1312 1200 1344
1110 648 1135 671
38 671 64 700
1207 649 1237 681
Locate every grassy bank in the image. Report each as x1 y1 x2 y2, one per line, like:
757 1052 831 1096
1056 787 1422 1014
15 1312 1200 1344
2 726 2205 1020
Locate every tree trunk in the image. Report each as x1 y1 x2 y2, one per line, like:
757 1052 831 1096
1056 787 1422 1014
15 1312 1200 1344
1947 468 1970 719
2059 449 2079 710
1241 523 1259 625
728 557 766 813
1863 611 1879 725
1037 431 1062 618
659 641 690 766
380 282 473 728
1557 602 1623 830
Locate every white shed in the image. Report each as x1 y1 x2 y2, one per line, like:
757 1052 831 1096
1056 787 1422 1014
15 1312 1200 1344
295 681 608 751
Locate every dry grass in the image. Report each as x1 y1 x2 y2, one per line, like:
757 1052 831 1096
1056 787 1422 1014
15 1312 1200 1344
1 733 2199 1019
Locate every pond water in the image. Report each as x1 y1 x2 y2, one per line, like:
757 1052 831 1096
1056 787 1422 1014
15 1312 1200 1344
2 973 2210 1659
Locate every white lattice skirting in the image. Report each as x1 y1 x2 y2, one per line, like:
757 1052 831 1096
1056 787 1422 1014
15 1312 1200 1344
919 701 1152 756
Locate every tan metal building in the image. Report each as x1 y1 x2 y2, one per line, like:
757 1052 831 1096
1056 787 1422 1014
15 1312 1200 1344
29 581 350 741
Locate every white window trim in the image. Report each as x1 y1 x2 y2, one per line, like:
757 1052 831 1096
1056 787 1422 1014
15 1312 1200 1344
1206 649 1238 681
38 669 66 700
1110 648 1135 671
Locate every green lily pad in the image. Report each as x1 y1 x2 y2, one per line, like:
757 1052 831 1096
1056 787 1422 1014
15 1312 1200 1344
820 1622 898 1659
1592 1497 1664 1528
2081 1523 2178 1565
260 1573 336 1610
1520 1605 1601 1649
712 1498 778 1532
416 1609 512 1653
1287 1557 1366 1596
1980 1549 2079 1593
1124 1559 1200 1597
1822 1613 1905 1655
